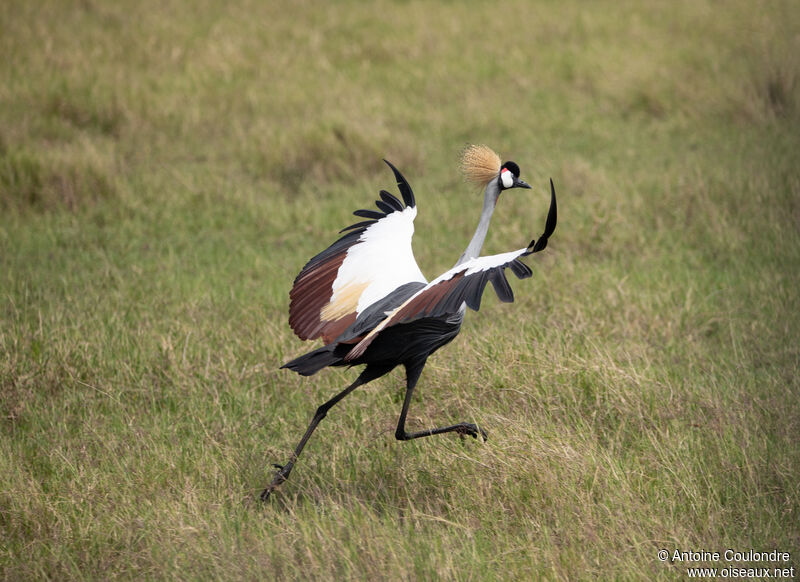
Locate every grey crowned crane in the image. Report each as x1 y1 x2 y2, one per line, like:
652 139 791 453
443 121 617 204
262 145 557 500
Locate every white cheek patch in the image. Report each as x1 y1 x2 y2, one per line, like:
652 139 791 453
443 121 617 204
501 168 514 189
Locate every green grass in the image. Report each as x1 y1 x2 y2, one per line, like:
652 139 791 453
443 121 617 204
2 0 799 579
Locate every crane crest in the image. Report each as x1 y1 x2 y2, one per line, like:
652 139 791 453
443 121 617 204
460 144 501 186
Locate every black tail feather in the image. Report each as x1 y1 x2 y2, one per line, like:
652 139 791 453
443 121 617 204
281 345 342 376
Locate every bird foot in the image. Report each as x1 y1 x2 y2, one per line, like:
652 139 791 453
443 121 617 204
455 423 488 441
260 462 293 501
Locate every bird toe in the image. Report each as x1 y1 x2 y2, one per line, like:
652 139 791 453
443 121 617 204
455 423 487 441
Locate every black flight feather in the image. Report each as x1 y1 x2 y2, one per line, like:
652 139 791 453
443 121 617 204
509 259 532 279
379 190 404 211
339 220 377 233
464 271 489 311
353 209 385 220
336 162 418 237
489 271 514 303
375 199 396 215
530 179 558 254
383 159 416 208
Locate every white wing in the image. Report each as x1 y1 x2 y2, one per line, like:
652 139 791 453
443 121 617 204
288 161 426 344
342 246 534 360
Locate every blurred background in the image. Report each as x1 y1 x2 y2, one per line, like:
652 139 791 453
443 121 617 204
1 0 798 579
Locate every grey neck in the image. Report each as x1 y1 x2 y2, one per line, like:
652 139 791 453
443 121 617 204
456 179 500 266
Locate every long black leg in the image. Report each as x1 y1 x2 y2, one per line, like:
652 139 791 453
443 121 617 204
394 358 488 442
261 365 390 501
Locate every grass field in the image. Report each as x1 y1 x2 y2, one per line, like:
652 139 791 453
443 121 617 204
2 0 799 579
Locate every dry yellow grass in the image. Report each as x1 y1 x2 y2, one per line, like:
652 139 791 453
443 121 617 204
1 0 798 579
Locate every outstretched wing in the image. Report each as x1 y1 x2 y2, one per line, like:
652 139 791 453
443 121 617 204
344 179 557 361
288 160 427 344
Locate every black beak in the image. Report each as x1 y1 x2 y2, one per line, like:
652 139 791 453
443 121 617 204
514 177 532 189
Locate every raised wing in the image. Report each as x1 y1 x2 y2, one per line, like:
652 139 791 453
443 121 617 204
288 161 427 344
344 179 557 361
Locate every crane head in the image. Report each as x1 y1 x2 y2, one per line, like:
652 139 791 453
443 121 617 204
461 145 531 191
499 161 531 190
